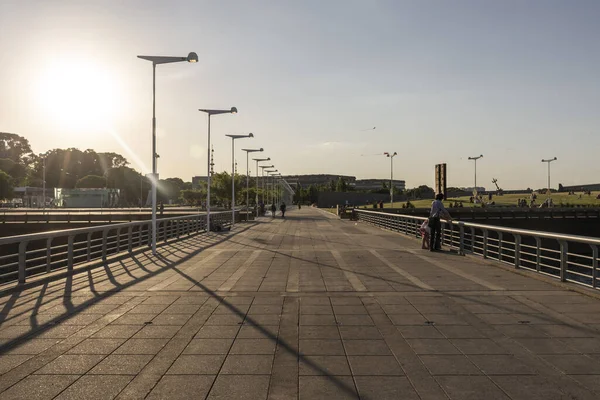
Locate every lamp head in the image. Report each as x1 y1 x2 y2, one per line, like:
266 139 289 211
248 133 254 138
231 107 238 114
187 52 198 63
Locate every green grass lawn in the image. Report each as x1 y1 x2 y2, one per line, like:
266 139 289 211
380 192 600 209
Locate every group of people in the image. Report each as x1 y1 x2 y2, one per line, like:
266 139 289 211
420 193 452 252
269 202 286 218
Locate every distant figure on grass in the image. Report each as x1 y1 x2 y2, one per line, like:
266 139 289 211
280 202 287 218
379 201 384 209
429 193 452 252
420 219 430 250
270 203 276 218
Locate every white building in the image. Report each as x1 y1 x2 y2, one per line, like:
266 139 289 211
54 188 120 208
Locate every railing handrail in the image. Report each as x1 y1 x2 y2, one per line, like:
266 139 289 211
0 211 230 245
354 209 600 246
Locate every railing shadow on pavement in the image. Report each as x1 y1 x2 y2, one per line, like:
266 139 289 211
0 224 256 355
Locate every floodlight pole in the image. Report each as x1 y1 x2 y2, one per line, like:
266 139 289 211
468 154 484 193
542 157 557 195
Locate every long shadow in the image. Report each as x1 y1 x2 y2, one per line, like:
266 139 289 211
156 253 361 399
0 225 254 355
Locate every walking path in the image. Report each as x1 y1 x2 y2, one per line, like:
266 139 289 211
1 207 600 399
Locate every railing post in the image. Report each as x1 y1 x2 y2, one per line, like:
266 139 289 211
164 221 168 242
591 245 598 289
514 234 521 269
470 227 475 253
459 223 465 255
18 241 27 284
128 226 133 252
535 237 541 272
560 240 568 282
46 238 53 273
116 228 121 252
87 232 92 262
102 229 108 261
67 235 74 271
498 232 503 262
482 229 488 259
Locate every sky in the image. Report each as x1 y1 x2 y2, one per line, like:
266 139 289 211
1 0 599 190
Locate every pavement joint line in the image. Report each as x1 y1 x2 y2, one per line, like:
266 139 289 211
369 249 436 291
218 250 263 291
330 250 367 292
405 249 506 291
147 250 224 291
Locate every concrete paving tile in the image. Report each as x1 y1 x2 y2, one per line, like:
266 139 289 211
493 375 570 400
114 338 169 355
128 304 169 314
55 375 133 400
35 324 86 339
251 297 284 305
376 296 410 305
450 338 510 355
132 325 180 339
111 313 156 325
35 354 105 374
335 314 374 326
338 326 382 340
92 325 143 339
300 339 345 355
162 304 201 314
182 338 233 354
515 338 578 354
173 296 209 305
67 338 127 354
205 314 245 325
4 338 59 354
421 313 470 325
419 355 481 375
299 376 358 400
238 325 279 339
230 339 277 354
299 355 351 376
333 305 368 314
213 304 250 314
221 354 274 374
142 296 180 305
381 304 419 314
299 326 340 339
343 339 391 355
0 374 79 400
468 354 535 375
299 314 337 326
89 354 153 375
436 325 487 339
406 339 461 355
347 355 404 376
435 375 510 400
540 354 600 374
195 325 240 339
387 314 427 326
397 325 444 339
0 325 38 339
248 304 283 314
244 314 281 325
223 296 255 305
147 375 214 400
0 354 33 374
300 305 333 315
208 374 270 400
355 376 419 400
330 297 363 306
567 338 600 354
570 375 600 394
538 324 596 338
150 313 192 325
493 324 548 338
166 355 225 374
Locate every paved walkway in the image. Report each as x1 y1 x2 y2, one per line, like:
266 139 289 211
1 207 600 399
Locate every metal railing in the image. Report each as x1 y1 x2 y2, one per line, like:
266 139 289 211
0 211 236 285
355 209 600 290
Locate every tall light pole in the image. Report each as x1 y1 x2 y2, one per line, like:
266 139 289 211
260 166 275 203
384 152 397 206
242 148 264 221
226 133 253 227
253 158 270 212
137 52 198 255
41 154 46 212
541 157 557 196
199 107 237 231
468 154 483 195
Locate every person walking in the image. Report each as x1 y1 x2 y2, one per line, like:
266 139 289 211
270 203 277 218
280 202 287 218
429 193 451 252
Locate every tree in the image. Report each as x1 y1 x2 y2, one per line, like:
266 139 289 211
329 179 336 191
0 170 14 200
76 175 107 188
336 177 347 192
180 189 204 206
0 132 34 164
105 166 148 206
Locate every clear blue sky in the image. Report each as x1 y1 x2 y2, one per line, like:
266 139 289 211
1 0 599 190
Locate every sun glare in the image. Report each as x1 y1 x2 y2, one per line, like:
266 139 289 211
35 60 123 131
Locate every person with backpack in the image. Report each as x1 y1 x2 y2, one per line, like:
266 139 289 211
280 202 287 218
270 203 276 218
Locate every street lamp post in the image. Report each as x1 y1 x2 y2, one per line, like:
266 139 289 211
199 107 237 231
384 152 397 206
137 52 198 255
225 133 253 227
253 158 270 214
260 166 274 203
41 155 46 212
541 157 557 195
468 154 484 195
265 170 277 204
241 148 264 221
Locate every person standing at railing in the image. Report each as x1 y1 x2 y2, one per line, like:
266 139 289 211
429 193 452 252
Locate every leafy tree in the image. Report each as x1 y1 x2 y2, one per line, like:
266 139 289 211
76 175 107 188
336 177 348 192
0 158 27 185
0 170 13 200
0 132 34 164
180 189 204 206
105 166 149 206
329 179 336 191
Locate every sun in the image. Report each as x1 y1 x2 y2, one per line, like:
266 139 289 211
34 59 123 131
